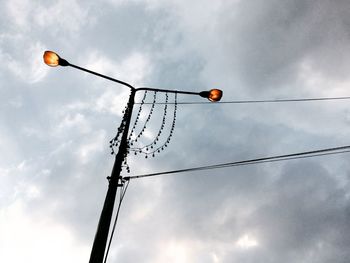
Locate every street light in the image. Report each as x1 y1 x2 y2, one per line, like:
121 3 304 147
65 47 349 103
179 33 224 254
43 50 69 67
199 89 223 102
43 50 223 263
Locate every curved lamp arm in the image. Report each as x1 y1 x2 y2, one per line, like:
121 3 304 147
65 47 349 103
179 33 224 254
43 51 135 90
43 51 223 101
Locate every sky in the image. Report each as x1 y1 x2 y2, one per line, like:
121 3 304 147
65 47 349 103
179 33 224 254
1 0 350 262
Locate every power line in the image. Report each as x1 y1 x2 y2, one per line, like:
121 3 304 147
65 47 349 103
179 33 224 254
125 145 350 180
103 179 130 263
135 96 350 105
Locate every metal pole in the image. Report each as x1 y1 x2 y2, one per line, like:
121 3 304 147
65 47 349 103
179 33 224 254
43 52 222 262
89 89 136 263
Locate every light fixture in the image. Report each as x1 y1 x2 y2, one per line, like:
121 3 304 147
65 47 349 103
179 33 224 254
43 51 69 67
199 89 223 102
208 89 223 102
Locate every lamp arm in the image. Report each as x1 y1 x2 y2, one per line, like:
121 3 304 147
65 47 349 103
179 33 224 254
136 87 200 96
67 63 135 91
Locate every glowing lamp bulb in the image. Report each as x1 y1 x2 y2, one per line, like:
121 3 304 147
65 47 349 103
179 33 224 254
43 51 60 67
208 89 223 102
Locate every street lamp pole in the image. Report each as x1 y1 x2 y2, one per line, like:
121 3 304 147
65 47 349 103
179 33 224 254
89 89 136 263
43 51 223 263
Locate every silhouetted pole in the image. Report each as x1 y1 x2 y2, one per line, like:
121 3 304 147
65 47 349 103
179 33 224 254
43 50 223 263
89 89 135 263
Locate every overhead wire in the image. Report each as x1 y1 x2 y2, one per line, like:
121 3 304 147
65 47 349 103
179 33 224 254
103 179 130 263
125 145 350 180
135 96 350 105
101 95 350 260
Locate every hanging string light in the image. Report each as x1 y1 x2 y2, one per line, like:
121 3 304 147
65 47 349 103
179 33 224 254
128 91 148 142
109 95 135 155
128 91 157 145
130 92 178 158
110 91 178 172
131 92 168 156
109 105 128 154
141 92 177 158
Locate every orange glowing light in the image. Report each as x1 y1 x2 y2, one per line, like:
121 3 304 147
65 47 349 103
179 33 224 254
208 89 223 102
43 51 60 67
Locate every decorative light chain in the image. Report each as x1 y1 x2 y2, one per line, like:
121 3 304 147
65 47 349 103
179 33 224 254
109 96 134 155
132 92 168 154
131 92 178 158
109 91 178 173
109 105 128 155
128 91 148 141
128 91 157 145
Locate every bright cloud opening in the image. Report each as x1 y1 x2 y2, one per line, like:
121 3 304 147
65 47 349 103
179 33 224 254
0 200 90 263
235 234 258 249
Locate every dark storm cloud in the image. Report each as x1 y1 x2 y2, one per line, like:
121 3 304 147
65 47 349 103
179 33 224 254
244 162 350 262
237 0 350 92
188 0 350 96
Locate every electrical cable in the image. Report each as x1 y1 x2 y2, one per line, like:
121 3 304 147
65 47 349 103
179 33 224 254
103 179 130 263
135 96 350 105
125 145 350 180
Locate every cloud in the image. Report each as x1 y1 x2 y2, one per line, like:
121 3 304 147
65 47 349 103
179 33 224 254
85 50 152 85
5 0 32 30
215 0 350 95
4 41 49 83
2 0 350 262
242 161 350 263
34 0 94 38
0 199 90 263
5 0 91 34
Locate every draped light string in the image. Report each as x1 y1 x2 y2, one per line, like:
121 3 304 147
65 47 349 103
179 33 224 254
132 92 169 157
129 91 157 145
109 91 178 173
128 91 148 141
131 92 177 158
109 105 128 154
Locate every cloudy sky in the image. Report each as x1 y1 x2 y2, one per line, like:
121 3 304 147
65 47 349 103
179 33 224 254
2 0 350 262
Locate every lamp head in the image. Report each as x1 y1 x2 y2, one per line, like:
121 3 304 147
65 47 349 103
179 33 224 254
43 51 69 67
199 89 223 102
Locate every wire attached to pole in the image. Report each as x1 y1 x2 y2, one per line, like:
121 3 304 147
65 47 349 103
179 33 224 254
125 145 350 180
135 96 350 105
103 179 130 263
